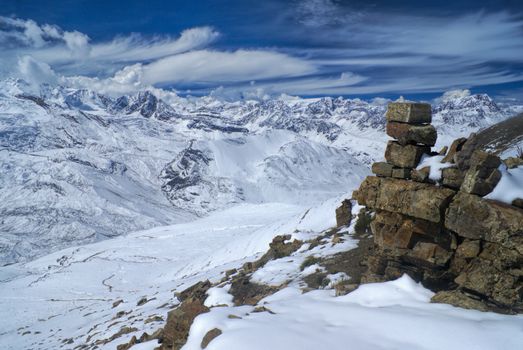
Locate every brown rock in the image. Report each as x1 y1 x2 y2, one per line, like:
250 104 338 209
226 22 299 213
455 133 479 170
456 240 481 258
438 146 448 156
371 162 394 177
201 328 222 349
441 167 464 189
391 167 411 179
409 242 452 267
461 151 502 196
385 141 430 168
355 176 455 223
229 276 279 305
176 280 211 303
386 102 432 124
431 290 490 312
442 137 467 163
470 150 502 169
335 199 352 227
163 298 210 350
445 192 523 247
504 157 523 169
411 166 431 183
386 122 437 146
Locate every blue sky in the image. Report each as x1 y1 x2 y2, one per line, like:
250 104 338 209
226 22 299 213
1 0 523 100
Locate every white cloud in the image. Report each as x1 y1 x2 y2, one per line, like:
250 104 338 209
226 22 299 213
17 56 58 91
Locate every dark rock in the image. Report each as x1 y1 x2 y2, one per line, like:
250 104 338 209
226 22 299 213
455 240 481 259
442 137 467 163
386 102 432 124
163 298 210 350
386 122 437 146
455 133 479 170
229 276 279 305
409 242 452 267
392 167 411 179
512 198 523 209
176 280 211 303
371 162 394 177
385 141 430 168
335 199 352 227
504 157 523 169
411 166 431 183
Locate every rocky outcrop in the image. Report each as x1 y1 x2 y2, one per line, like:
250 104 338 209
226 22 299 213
354 102 523 314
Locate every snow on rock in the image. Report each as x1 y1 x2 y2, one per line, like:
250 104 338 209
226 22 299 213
183 275 523 350
416 154 454 181
204 285 234 307
485 165 523 205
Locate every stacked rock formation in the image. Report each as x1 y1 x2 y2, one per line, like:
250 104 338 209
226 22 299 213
353 102 523 314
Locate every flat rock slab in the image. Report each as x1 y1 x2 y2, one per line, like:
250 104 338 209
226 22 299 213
386 102 432 124
385 141 430 168
445 192 523 248
386 122 437 146
354 176 456 223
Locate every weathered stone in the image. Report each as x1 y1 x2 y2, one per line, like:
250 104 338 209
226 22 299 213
411 166 431 183
461 167 501 196
355 176 456 223
385 141 430 168
371 211 443 249
163 298 209 350
201 328 222 349
371 162 394 177
445 192 523 247
438 146 448 156
431 290 490 312
386 122 437 146
456 240 480 258
470 150 502 169
176 280 211 303
409 242 452 267
441 167 464 189
442 137 467 163
335 199 352 227
504 156 523 169
229 276 279 305
386 102 432 124
391 167 411 179
455 133 479 170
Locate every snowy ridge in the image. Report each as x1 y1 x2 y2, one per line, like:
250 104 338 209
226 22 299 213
0 78 517 263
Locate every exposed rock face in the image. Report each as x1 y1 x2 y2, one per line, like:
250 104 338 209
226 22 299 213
386 122 437 146
162 298 210 350
353 102 523 314
386 102 432 124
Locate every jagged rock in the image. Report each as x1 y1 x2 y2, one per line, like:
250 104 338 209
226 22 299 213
201 328 222 349
255 235 303 268
461 151 501 196
455 133 479 170
386 102 432 124
442 137 467 163
409 242 452 267
445 192 523 247
391 167 411 179
354 176 455 223
386 122 437 146
371 162 393 177
229 276 279 305
411 166 431 183
455 240 481 259
163 298 210 350
441 167 465 189
335 199 352 227
504 157 523 169
384 141 430 168
431 290 491 312
176 280 211 303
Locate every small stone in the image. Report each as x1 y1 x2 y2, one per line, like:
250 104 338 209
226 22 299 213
201 328 222 349
371 162 394 177
335 199 352 227
442 137 467 163
441 167 464 189
386 102 432 124
384 141 430 168
112 299 123 308
512 198 523 208
136 297 148 306
386 122 437 146
410 242 452 266
391 167 411 179
411 166 431 183
504 157 523 169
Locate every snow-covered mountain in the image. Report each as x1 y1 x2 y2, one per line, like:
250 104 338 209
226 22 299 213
0 79 514 264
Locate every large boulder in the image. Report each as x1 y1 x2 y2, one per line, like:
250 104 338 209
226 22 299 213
386 102 432 124
354 177 456 223
384 141 430 168
445 192 523 248
163 298 210 350
442 137 467 163
386 122 437 146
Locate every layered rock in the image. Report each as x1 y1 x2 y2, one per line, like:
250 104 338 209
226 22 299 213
353 102 523 314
